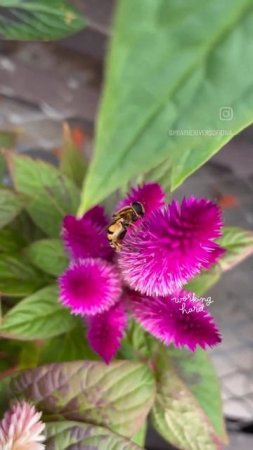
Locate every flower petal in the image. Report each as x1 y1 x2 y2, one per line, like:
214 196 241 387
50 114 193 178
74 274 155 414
83 205 109 228
119 197 224 296
87 302 127 364
59 258 122 316
116 182 165 217
128 290 221 351
62 206 112 260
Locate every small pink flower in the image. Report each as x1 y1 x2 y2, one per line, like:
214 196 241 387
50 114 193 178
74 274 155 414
0 401 45 450
87 302 127 364
119 197 224 296
127 290 221 351
59 258 122 316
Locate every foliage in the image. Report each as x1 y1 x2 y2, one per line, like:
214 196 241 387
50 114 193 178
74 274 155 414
151 347 228 450
0 0 85 40
79 0 253 213
45 421 143 450
0 285 77 340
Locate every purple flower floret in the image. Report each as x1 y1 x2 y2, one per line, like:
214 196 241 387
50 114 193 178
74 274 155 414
116 182 166 217
59 258 121 316
62 205 112 260
127 290 221 351
119 197 224 296
87 302 127 364
58 183 224 363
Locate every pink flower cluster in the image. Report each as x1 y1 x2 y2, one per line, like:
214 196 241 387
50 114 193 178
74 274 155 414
59 183 224 363
0 401 45 450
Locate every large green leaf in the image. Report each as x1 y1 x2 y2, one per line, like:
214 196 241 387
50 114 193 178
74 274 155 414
0 0 85 40
80 0 253 213
5 152 80 237
151 348 227 450
0 188 23 228
0 285 77 339
0 254 45 297
46 421 142 450
25 239 68 276
9 360 155 438
218 226 253 271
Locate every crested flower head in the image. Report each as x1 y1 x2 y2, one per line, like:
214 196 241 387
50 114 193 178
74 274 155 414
127 290 221 351
62 205 112 260
0 401 45 450
119 197 224 296
58 184 224 362
59 258 122 316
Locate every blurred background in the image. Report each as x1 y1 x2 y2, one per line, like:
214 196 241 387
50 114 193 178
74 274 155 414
0 0 252 448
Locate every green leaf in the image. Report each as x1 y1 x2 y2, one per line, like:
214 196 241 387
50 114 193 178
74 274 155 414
151 348 227 450
39 325 98 364
218 226 253 271
0 129 18 148
186 227 253 295
0 339 23 373
0 131 19 183
120 320 158 361
5 152 80 237
0 154 5 182
80 0 253 212
0 227 26 253
0 374 13 416
0 340 39 378
0 0 85 41
132 422 147 447
0 254 45 297
11 210 45 244
46 421 142 450
186 266 221 296
59 123 87 188
25 239 68 276
18 341 40 369
0 285 77 339
10 360 155 437
0 188 23 228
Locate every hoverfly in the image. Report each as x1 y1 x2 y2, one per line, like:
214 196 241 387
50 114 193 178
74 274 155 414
107 201 145 251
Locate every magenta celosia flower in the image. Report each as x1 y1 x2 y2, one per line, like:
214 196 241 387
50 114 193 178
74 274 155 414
119 197 224 296
116 182 165 217
127 290 221 351
87 302 127 364
59 258 121 316
58 184 224 362
62 205 112 260
0 401 45 450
